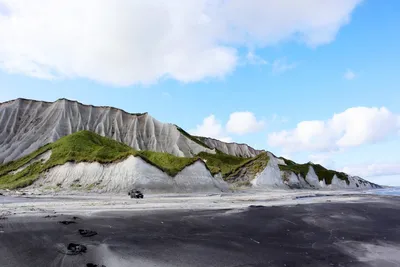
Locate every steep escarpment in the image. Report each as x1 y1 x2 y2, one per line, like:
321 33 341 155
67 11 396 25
197 136 264 158
251 153 380 190
0 131 228 192
0 98 215 163
0 98 381 192
0 131 380 192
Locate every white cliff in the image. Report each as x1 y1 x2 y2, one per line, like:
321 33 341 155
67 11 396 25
0 98 216 163
31 156 229 193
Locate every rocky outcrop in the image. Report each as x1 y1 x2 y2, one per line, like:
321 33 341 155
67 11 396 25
0 98 216 163
251 153 380 190
31 156 229 193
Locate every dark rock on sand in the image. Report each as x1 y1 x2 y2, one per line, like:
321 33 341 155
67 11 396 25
66 243 87 255
79 229 97 237
58 220 76 225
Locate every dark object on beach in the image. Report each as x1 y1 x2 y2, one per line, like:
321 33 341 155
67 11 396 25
0 192 3 196
79 229 97 237
58 220 76 225
44 215 57 218
128 189 143 199
249 205 265 209
66 243 87 255
72 216 80 220
87 264 106 267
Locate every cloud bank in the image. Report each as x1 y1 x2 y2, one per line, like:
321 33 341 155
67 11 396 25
0 0 363 85
190 112 264 141
268 107 400 153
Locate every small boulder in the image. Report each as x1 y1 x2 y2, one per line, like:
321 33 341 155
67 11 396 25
67 243 87 255
58 220 76 225
79 229 97 237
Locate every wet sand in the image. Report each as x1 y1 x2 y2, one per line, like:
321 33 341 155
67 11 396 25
1 193 400 266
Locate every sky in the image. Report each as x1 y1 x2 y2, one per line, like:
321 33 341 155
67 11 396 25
0 0 399 186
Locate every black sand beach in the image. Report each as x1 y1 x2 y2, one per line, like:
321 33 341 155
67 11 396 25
1 197 400 267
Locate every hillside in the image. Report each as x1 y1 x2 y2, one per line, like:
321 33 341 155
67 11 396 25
0 131 380 192
0 98 261 164
196 136 264 158
0 98 214 163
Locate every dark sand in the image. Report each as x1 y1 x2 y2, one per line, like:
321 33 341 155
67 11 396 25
1 197 400 266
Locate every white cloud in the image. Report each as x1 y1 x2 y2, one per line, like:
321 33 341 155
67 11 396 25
191 111 264 141
246 51 267 65
344 69 356 80
189 115 232 142
271 58 297 74
0 0 363 86
268 107 400 153
341 163 400 178
226 112 265 135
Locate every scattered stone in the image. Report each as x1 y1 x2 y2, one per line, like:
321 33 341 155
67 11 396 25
0 192 3 196
249 205 264 208
79 229 97 237
44 215 57 218
58 220 76 225
66 243 87 255
72 216 80 220
87 264 106 267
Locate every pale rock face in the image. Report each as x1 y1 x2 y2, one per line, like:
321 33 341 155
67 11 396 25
251 152 287 188
329 174 349 189
276 157 286 165
33 156 229 193
347 175 376 189
305 166 321 188
202 137 264 158
283 171 302 189
245 153 378 190
0 98 216 163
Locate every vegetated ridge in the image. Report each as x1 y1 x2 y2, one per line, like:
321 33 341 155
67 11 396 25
0 98 381 192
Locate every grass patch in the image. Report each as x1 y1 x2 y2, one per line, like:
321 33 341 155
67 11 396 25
0 131 205 189
0 144 52 177
225 152 270 180
135 151 198 177
197 151 252 177
278 162 349 185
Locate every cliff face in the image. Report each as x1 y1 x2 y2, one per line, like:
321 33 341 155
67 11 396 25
0 98 265 164
0 98 217 163
200 137 264 158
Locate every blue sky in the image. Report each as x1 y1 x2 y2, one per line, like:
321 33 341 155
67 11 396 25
0 0 399 185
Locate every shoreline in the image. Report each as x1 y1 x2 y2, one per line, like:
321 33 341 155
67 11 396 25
0 194 399 266
0 189 395 217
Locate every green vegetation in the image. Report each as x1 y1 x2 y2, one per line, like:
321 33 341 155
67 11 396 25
0 144 52 177
278 162 349 185
225 152 269 180
197 151 253 177
0 131 199 189
278 157 296 166
312 164 349 185
0 130 350 190
135 151 198 177
175 126 212 149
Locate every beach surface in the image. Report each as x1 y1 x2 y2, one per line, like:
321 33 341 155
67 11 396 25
1 190 400 266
